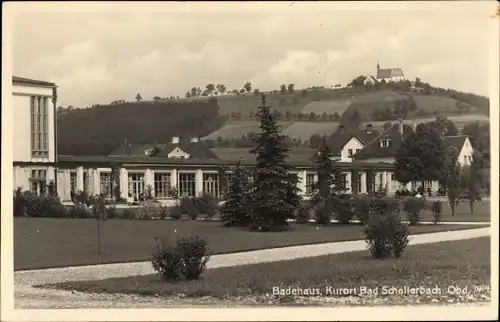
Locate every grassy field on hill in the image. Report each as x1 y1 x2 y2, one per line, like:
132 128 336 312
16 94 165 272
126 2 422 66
283 121 340 140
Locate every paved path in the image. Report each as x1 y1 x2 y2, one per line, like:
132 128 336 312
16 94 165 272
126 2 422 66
14 227 491 309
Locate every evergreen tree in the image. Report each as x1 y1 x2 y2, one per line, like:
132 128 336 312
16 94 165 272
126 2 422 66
219 162 253 227
249 95 301 231
311 139 348 224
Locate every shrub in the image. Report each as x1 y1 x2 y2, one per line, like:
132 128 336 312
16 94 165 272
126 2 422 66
195 193 219 219
295 202 312 224
169 205 183 220
13 188 27 217
68 206 90 218
122 208 136 220
364 212 409 259
157 205 169 220
181 198 199 220
334 199 355 224
352 195 372 224
175 235 211 280
151 235 211 282
431 201 443 224
403 198 426 226
152 237 182 282
106 206 118 219
25 194 68 218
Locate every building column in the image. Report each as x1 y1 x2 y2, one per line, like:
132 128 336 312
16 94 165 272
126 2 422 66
64 170 71 200
298 170 307 195
93 169 100 196
120 168 128 199
144 169 154 191
365 170 373 193
360 171 367 193
171 169 178 189
47 166 55 185
381 171 387 191
351 169 358 194
76 166 84 191
344 171 352 194
195 169 203 196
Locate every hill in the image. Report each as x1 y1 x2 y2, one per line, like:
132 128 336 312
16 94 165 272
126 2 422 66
57 101 224 155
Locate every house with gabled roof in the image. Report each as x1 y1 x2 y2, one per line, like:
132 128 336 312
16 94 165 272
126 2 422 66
376 62 405 82
109 137 219 160
328 125 380 162
363 76 377 86
354 120 414 164
443 135 474 166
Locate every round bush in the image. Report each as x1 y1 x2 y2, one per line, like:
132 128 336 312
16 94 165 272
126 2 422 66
364 212 409 259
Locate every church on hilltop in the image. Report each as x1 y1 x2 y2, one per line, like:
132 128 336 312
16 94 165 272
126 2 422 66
375 62 405 83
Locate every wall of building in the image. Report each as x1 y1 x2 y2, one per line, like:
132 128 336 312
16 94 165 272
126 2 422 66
457 138 474 166
340 137 365 162
12 84 55 163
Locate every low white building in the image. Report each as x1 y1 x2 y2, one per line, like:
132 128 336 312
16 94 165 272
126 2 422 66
12 76 58 195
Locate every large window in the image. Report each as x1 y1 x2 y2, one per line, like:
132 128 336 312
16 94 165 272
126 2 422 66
128 173 145 200
154 172 171 198
99 172 112 198
305 173 316 194
203 173 219 197
30 169 47 195
178 172 196 197
30 96 49 157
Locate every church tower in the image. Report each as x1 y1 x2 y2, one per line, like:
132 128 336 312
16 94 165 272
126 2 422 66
377 61 380 71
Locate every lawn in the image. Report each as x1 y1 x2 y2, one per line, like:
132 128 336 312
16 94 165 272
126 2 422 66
417 200 491 223
41 237 490 305
14 217 487 271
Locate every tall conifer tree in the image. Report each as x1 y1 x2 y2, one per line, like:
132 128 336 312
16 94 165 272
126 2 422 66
249 95 301 231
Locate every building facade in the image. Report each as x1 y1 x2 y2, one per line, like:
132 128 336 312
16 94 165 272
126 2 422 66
12 76 58 195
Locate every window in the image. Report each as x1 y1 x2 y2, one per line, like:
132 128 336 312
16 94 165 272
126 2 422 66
128 173 145 200
203 173 219 197
178 172 196 197
99 172 112 198
30 169 47 195
356 149 360 154
30 96 49 157
70 172 77 192
391 173 395 181
341 173 347 189
348 149 353 157
464 155 468 165
154 172 171 198
306 173 316 194
380 139 391 148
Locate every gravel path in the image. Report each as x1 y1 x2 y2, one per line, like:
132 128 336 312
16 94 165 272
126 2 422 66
14 227 491 309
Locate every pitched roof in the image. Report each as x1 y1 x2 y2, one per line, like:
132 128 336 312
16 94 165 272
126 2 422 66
212 147 318 163
328 128 380 154
376 68 404 79
108 140 219 159
354 123 413 159
444 135 467 152
12 76 57 87
158 140 219 159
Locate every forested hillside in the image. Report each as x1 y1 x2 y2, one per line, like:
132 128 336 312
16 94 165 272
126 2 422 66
57 101 224 155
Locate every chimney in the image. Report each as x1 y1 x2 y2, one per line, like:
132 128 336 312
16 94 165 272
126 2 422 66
365 124 373 134
190 137 199 143
397 118 403 135
339 125 346 133
172 136 180 144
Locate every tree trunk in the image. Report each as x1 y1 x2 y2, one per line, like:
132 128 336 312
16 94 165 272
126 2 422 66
97 218 101 255
450 199 455 216
469 199 474 215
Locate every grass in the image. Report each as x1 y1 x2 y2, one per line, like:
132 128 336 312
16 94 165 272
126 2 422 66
283 121 340 140
411 200 491 223
41 237 490 301
14 218 487 271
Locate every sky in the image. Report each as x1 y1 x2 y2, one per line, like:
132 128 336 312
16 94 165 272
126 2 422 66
8 2 496 107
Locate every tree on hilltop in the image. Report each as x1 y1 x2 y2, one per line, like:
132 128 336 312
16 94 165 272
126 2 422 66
216 84 227 95
288 84 295 93
280 84 287 94
249 94 301 231
135 93 142 102
206 84 216 96
244 82 252 93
